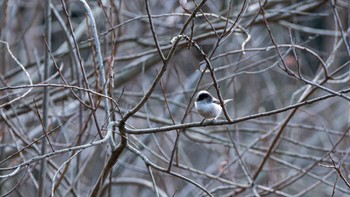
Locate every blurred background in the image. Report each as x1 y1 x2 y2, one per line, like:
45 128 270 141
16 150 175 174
0 0 349 196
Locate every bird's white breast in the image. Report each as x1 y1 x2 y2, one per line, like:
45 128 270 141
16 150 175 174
195 100 222 119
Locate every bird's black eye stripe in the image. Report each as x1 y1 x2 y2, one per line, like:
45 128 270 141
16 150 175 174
213 100 220 104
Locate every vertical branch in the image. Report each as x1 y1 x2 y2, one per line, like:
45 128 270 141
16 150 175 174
77 0 116 149
145 0 165 61
146 165 160 197
330 0 350 56
59 0 104 139
76 1 123 196
159 78 180 172
38 0 51 196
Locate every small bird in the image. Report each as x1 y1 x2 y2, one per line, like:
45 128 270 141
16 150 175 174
194 90 233 120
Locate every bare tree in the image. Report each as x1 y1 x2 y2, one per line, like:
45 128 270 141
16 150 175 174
0 0 349 196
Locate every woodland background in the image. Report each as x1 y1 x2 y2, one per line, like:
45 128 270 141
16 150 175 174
0 0 350 196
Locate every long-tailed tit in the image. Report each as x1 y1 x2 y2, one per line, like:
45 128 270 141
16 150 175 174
194 90 233 120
